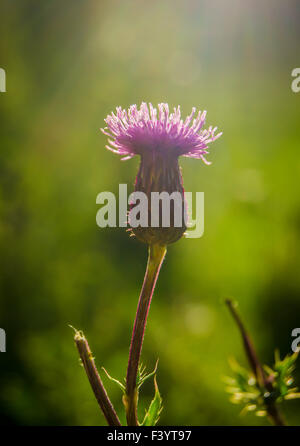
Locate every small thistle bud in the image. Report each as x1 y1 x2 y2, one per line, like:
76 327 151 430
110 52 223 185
101 103 222 245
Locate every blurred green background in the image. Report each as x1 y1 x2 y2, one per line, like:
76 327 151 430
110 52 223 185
0 0 300 426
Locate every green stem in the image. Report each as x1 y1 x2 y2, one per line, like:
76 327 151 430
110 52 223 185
125 243 167 426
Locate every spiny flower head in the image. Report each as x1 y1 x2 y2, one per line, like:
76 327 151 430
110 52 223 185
101 103 222 246
101 102 222 164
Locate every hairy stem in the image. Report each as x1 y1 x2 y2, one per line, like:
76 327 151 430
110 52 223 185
74 329 121 426
125 243 167 426
225 299 286 426
225 299 265 383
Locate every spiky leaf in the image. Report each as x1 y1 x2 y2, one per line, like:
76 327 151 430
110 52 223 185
141 377 163 426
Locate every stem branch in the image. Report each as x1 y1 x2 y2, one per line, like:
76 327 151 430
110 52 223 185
74 329 121 426
225 299 286 426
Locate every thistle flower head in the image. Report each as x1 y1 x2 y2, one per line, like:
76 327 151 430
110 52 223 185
101 102 222 164
101 103 222 245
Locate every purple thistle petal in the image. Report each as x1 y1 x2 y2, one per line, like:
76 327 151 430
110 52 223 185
101 103 222 162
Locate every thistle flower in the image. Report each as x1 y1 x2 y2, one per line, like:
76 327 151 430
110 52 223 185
101 102 222 245
74 103 222 426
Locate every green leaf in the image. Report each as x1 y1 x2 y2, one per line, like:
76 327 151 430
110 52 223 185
141 376 163 426
225 351 299 419
137 359 159 390
273 351 299 399
284 392 300 400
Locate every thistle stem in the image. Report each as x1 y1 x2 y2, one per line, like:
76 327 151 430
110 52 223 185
125 243 167 426
74 329 122 426
225 299 286 426
225 299 265 383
